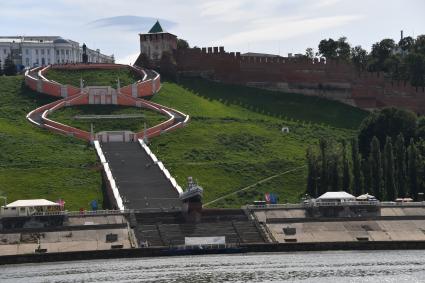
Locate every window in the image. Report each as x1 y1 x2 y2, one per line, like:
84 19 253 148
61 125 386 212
65 50 69 55
56 50 59 56
25 49 29 55
3 49 6 54
47 49 50 55
41 49 45 55
61 49 64 55
26 58 30 66
35 49 38 55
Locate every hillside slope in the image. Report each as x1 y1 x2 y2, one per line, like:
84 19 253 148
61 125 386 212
0 76 102 210
151 80 365 207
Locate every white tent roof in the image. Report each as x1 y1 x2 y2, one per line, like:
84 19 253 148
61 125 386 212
5 199 60 208
318 191 356 200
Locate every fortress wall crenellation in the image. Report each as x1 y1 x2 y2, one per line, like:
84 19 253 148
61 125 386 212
174 46 425 114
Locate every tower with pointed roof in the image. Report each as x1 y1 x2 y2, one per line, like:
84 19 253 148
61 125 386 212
139 20 177 62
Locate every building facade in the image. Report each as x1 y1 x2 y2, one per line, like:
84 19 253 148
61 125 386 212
0 36 114 69
139 21 177 61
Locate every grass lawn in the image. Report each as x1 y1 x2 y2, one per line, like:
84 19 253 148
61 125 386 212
0 76 102 211
49 105 167 133
45 68 140 87
150 80 365 207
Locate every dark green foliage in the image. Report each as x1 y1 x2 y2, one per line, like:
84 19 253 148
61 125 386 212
3 55 17 76
407 138 419 199
351 137 362 195
370 137 383 200
342 140 351 192
177 39 189 49
330 154 340 191
319 138 328 195
358 108 417 156
306 147 318 197
383 137 397 200
395 134 407 197
362 159 371 194
351 45 368 71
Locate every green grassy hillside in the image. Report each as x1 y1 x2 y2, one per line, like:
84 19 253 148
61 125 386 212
45 68 139 87
0 76 102 211
49 105 167 133
151 80 365 207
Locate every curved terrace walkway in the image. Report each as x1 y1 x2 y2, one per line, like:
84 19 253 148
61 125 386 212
25 63 189 211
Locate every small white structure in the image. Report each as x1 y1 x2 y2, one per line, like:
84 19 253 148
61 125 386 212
356 193 378 201
317 191 356 203
281 126 290 133
0 199 61 217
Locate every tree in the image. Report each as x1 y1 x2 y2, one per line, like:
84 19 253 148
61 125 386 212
370 38 396 71
358 107 417 156
330 154 340 191
405 52 425 87
305 47 314 59
318 38 338 59
413 35 425 55
319 138 329 195
417 116 425 139
351 45 368 71
383 137 397 200
0 61 3 76
336 37 351 61
351 138 362 195
398 36 415 52
370 137 383 200
342 140 351 192
362 158 372 194
394 134 407 197
177 39 189 50
407 138 419 199
306 146 318 197
3 55 17 76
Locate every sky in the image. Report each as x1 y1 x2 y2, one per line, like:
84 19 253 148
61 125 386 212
1 0 424 64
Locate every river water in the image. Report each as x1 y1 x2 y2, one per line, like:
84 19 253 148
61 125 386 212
0 250 424 282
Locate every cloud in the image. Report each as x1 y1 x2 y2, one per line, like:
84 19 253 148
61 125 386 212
87 16 177 32
218 14 363 46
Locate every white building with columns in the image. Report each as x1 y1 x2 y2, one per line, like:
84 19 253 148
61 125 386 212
0 36 114 69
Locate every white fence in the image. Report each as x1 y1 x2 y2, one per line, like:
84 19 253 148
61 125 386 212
94 140 125 210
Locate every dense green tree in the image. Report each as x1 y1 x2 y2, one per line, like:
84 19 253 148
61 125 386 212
417 117 425 139
369 38 396 72
0 62 3 76
330 154 340 191
370 136 383 200
342 140 351 192
398 36 415 52
351 138 362 196
362 158 372 194
336 37 351 61
407 138 419 199
394 134 407 197
405 52 425 87
383 137 397 200
413 35 425 55
306 146 318 197
351 45 368 71
305 47 314 59
358 108 417 156
177 39 189 50
318 38 338 59
319 138 329 195
3 55 17 76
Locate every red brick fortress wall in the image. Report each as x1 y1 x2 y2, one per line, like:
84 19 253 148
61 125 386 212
175 47 425 114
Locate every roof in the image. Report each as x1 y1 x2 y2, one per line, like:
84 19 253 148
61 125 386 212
149 20 164 33
318 191 356 200
5 199 60 208
53 38 70 44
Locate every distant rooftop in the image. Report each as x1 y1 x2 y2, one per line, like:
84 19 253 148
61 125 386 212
5 199 60 208
318 191 356 200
